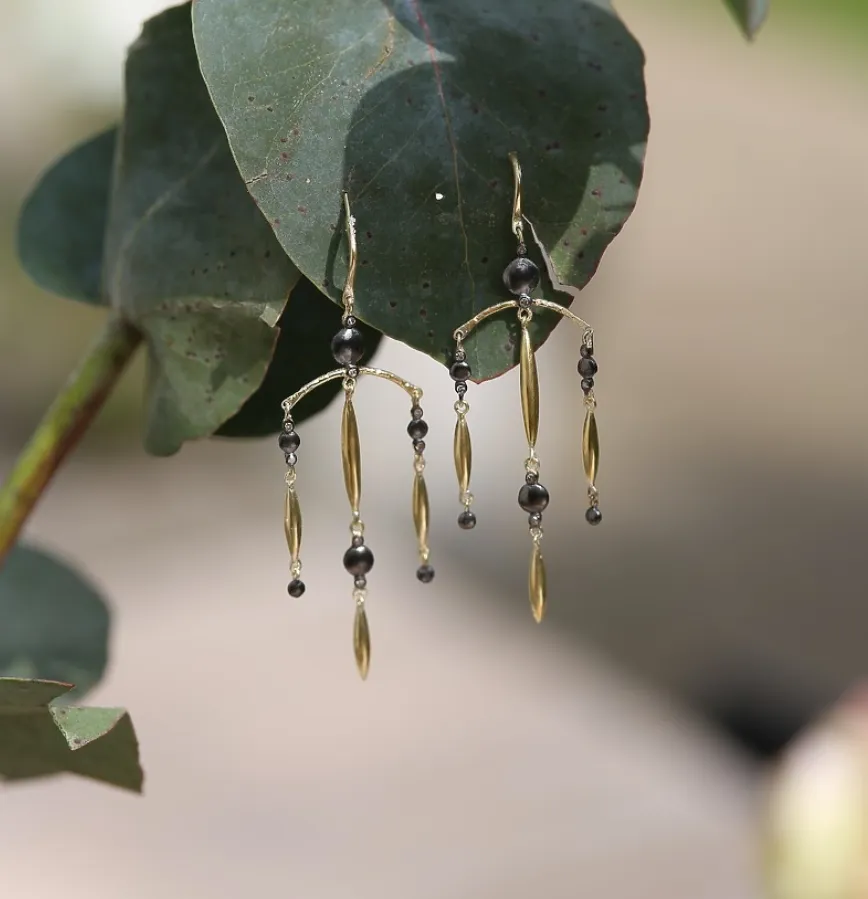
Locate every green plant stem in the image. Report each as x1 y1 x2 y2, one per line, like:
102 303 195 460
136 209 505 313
0 317 142 567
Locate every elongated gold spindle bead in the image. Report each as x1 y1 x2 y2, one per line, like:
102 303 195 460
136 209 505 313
454 415 472 495
353 602 371 680
529 542 547 623
519 324 540 448
412 472 429 556
284 487 302 561
341 396 361 512
582 408 599 485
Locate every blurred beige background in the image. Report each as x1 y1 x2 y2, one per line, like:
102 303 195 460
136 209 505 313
0 2 866 897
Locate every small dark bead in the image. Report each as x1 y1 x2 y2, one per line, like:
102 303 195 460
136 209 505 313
278 430 300 452
455 381 468 396
581 378 595 394
518 293 533 308
285 452 298 466
345 365 360 378
351 535 364 547
331 327 365 365
344 315 357 327
283 420 295 432
516 243 528 257
354 575 367 589
518 482 550 513
585 506 603 526
411 406 424 420
287 579 306 598
450 359 471 381
454 349 467 362
528 512 542 527
413 439 426 454
526 471 539 484
457 510 477 530
577 356 598 378
407 419 429 440
503 257 540 295
416 564 435 583
580 345 593 359
343 543 375 575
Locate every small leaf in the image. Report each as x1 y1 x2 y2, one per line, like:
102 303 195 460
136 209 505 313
723 0 770 39
0 545 109 699
17 129 115 306
193 0 649 380
0 678 142 793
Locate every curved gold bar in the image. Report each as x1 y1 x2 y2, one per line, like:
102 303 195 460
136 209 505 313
342 192 358 314
284 486 302 560
529 542 547 623
519 324 540 448
341 396 362 512
453 300 519 341
582 409 599 485
353 602 371 680
282 367 423 413
412 472 429 558
531 298 592 334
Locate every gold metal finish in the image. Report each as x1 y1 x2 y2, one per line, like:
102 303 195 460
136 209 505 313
353 603 371 680
282 367 422 413
519 323 540 448
529 542 547 623
582 409 599 485
341 192 358 319
531 298 592 334
412 472 429 556
508 151 524 244
453 300 519 342
284 487 302 560
454 415 472 494
341 396 361 512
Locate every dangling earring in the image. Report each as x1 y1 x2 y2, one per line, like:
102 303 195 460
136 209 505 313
278 193 435 680
448 153 601 623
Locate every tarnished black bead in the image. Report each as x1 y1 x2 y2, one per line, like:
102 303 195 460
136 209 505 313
331 326 365 365
528 512 542 527
581 378 595 394
285 452 298 466
354 575 367 589
457 510 477 530
352 534 364 547
413 439 426 454
344 315 357 327
516 242 528 257
407 419 429 440
518 293 533 309
455 381 468 396
525 471 539 484
287 579 306 598
343 543 374 575
345 365 360 379
585 506 603 526
578 356 598 378
278 430 300 452
454 349 467 362
503 257 540 295
450 359 471 381
411 406 424 420
580 344 593 358
416 564 435 583
518 482 550 513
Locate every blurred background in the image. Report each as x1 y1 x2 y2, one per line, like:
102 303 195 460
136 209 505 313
0 2 866 897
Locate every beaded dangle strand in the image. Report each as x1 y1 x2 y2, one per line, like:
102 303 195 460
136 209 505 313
448 152 601 623
279 193 435 680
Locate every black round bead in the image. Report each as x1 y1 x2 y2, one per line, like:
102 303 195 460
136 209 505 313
345 365 360 379
278 430 300 452
343 544 374 575
331 327 365 365
528 512 542 527
354 575 367 589
344 315 357 327
577 356 598 378
416 564 435 583
580 344 593 358
585 506 603 526
503 257 540 295
285 452 298 466
455 381 468 396
581 378 595 394
411 406 424 420
525 471 539 484
287 579 306 598
407 419 429 440
351 534 364 547
518 482 550 513
457 510 477 530
450 359 471 381
518 293 533 309
413 439 426 454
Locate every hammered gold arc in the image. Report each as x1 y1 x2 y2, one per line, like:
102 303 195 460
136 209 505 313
284 487 302 560
353 604 371 680
341 397 361 511
582 409 599 485
412 472 429 554
454 416 472 494
529 543 547 623
519 325 540 448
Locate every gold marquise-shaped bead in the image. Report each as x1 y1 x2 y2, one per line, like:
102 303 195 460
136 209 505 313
453 414 472 494
582 408 599 485
519 325 540 448
529 542 547 623
412 472 429 553
341 397 362 512
284 487 302 560
353 604 371 680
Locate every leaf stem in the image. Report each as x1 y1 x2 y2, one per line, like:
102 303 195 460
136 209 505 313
0 317 142 567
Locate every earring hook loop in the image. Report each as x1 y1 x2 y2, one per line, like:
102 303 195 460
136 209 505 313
341 191 358 322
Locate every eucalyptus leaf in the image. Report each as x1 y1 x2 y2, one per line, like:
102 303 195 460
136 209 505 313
0 678 142 793
723 0 770 38
17 129 115 306
193 0 648 380
0 545 109 699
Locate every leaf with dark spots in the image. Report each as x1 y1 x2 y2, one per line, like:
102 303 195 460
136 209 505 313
17 129 116 306
193 0 648 380
723 0 770 39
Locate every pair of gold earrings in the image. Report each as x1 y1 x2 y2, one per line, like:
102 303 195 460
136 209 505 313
279 154 601 679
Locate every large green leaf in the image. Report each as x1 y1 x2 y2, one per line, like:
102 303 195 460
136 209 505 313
17 129 115 306
0 678 142 793
0 546 109 699
193 0 648 380
723 0 770 38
